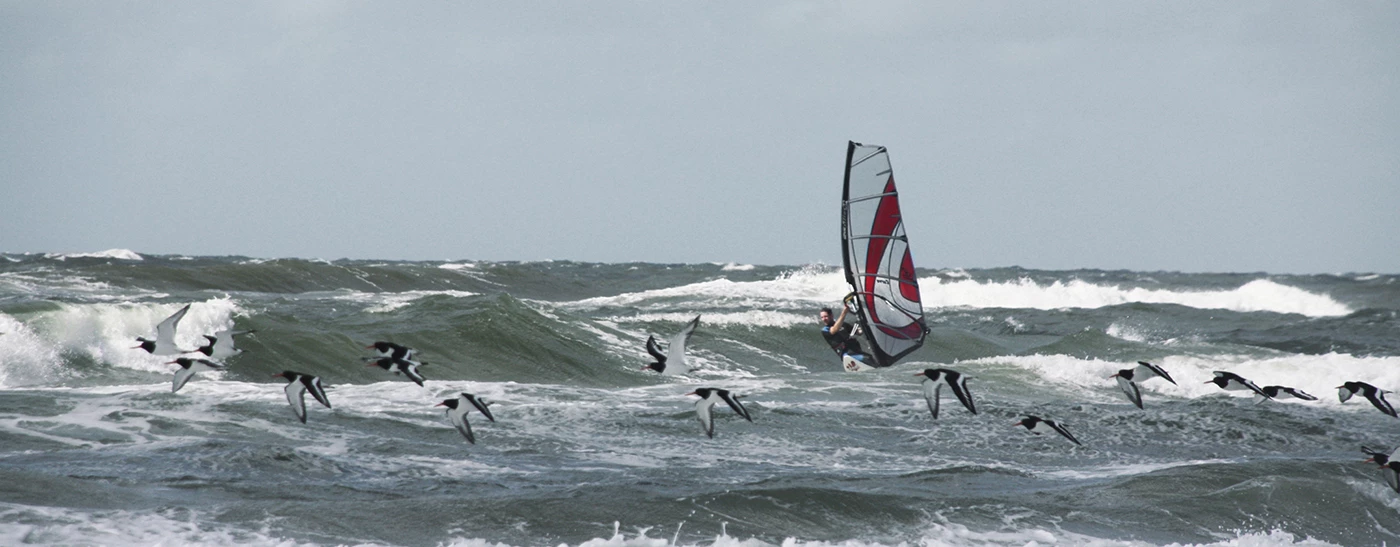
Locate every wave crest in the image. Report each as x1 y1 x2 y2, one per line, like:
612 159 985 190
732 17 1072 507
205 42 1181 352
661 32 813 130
923 277 1351 317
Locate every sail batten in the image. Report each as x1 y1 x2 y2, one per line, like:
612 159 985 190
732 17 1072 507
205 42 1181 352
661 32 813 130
840 141 928 368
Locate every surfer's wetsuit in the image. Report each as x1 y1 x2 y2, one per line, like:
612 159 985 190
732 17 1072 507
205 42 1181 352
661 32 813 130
821 322 865 360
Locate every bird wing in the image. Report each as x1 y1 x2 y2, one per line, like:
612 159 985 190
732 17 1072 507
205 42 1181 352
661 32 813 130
1049 421 1083 446
155 304 191 348
948 374 977 415
644 336 667 362
1138 361 1176 385
695 398 716 438
1116 376 1143 409
719 391 752 422
467 394 496 422
283 380 308 423
1385 466 1400 493
1369 391 1398 417
305 376 332 409
448 408 475 444
921 379 940 419
1339 386 1355 403
664 316 700 376
390 343 414 360
399 361 426 387
1284 387 1317 401
171 366 196 393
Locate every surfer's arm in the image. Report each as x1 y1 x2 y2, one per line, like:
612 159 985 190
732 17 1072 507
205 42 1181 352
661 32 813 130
829 306 850 333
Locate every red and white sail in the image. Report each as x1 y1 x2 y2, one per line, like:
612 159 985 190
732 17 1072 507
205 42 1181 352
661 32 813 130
841 141 929 366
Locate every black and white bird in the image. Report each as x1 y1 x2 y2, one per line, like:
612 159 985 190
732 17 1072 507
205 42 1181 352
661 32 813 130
1205 371 1270 399
134 304 192 356
1363 446 1400 493
436 393 495 444
273 371 331 423
366 341 416 361
914 368 976 419
1338 381 1397 417
1363 446 1399 466
1013 416 1082 446
642 315 700 376
1254 385 1318 404
168 357 225 393
192 329 256 360
687 387 752 438
1110 361 1177 409
365 357 427 387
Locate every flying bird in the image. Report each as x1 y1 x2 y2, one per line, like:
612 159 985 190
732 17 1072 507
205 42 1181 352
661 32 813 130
365 357 427 387
1338 381 1397 417
1254 385 1318 404
273 371 331 423
642 315 700 376
1205 371 1270 399
169 357 225 393
687 387 752 438
1014 416 1082 446
1363 446 1400 493
134 304 192 356
437 393 495 444
192 329 256 360
914 368 976 419
367 341 416 361
1110 361 1177 409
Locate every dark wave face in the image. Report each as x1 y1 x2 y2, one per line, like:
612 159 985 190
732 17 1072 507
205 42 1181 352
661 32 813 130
0 252 1397 545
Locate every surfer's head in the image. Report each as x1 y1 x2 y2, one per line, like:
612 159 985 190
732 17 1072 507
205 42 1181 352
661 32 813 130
819 307 834 325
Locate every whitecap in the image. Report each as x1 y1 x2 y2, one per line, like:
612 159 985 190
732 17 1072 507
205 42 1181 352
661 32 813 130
923 277 1351 317
43 249 144 261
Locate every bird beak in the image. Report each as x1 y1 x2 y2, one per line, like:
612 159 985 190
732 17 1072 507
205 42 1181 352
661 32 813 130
271 373 284 378
685 391 697 396
365 362 378 367
1366 457 1377 463
1203 381 1214 384
435 402 446 407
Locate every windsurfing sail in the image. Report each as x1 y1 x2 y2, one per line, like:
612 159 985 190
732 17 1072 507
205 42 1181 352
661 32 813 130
841 141 929 367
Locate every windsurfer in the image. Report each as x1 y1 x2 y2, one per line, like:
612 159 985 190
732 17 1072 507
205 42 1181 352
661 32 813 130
819 295 871 363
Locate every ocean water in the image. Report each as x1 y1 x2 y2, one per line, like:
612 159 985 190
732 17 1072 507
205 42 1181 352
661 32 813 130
0 251 1397 546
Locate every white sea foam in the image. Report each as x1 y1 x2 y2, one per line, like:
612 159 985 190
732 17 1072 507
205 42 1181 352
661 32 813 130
1106 322 1152 343
566 266 849 309
435 521 1341 547
331 290 478 312
566 269 1350 318
719 262 755 271
0 506 1341 547
968 353 1400 409
0 298 244 384
617 311 810 329
439 262 478 270
923 278 1351 317
43 249 144 261
0 503 322 547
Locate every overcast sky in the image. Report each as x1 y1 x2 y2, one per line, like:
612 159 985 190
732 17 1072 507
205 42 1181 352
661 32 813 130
2 2 1396 273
